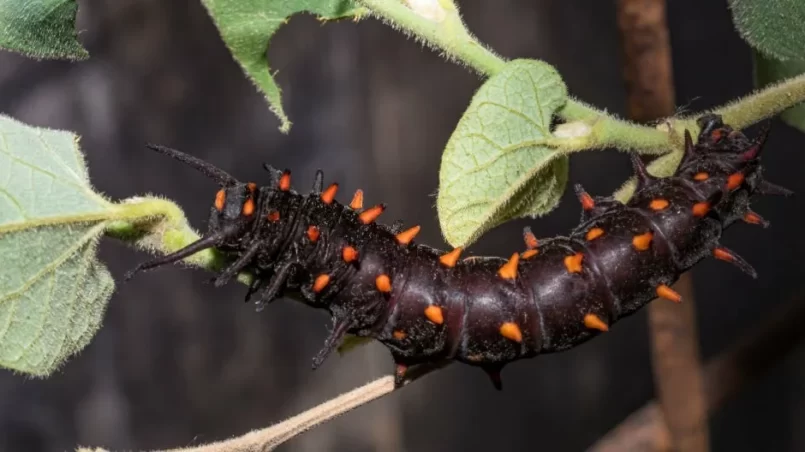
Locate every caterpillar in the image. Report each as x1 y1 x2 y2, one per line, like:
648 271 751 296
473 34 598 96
126 114 790 390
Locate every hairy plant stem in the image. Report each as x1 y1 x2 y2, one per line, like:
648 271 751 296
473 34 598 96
105 196 251 285
354 0 805 157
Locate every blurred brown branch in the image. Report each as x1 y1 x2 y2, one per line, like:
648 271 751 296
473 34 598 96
590 291 805 452
615 0 710 451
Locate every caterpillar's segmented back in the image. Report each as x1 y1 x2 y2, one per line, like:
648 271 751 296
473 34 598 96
126 114 790 389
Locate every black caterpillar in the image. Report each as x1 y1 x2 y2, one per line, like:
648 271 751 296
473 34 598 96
126 114 791 390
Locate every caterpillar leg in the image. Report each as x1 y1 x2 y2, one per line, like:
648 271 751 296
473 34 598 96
213 241 262 288
244 275 265 303
256 261 295 307
312 317 354 369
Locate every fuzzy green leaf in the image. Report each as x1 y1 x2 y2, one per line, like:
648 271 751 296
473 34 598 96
754 50 805 132
0 0 88 60
729 0 805 61
437 59 568 247
201 0 366 133
0 114 114 376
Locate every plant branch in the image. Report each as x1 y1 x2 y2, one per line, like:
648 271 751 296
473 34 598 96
590 290 805 451
710 72 805 130
355 0 805 161
354 0 505 75
615 1 710 451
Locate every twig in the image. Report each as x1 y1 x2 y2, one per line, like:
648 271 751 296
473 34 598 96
615 1 709 451
75 362 448 452
589 291 805 452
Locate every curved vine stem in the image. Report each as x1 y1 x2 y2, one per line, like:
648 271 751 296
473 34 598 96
354 0 805 160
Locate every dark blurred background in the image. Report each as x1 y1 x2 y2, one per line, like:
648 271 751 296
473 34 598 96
2 0 805 451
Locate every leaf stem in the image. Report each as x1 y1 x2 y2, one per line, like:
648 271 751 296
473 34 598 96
355 0 805 159
355 0 505 76
104 196 247 283
710 71 805 130
354 0 681 155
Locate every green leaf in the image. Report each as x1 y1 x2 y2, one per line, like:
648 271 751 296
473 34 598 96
729 0 805 60
436 59 569 247
754 50 805 132
201 0 366 133
0 0 88 60
0 114 114 376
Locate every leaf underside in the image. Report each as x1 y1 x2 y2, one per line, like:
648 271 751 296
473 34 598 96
200 0 365 133
437 58 569 248
729 0 805 61
0 0 88 60
0 114 113 376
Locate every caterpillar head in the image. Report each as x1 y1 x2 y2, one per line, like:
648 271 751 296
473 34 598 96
125 145 264 280
677 114 788 225
678 115 768 193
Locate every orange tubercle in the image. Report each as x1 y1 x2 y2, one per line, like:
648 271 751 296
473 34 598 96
727 172 745 190
424 305 444 325
693 172 709 181
395 225 421 245
499 322 523 343
350 189 364 210
521 249 539 259
242 198 255 216
498 252 520 280
359 204 385 224
583 313 609 332
393 330 407 340
649 199 669 211
524 230 538 249
743 212 763 225
247 182 257 193
307 225 320 243
692 201 710 217
439 247 463 268
632 231 653 251
267 210 280 222
321 183 338 204
214 189 226 211
376 274 392 293
580 192 595 211
585 227 604 241
342 246 359 263
656 284 682 303
564 253 584 273
279 172 291 191
713 247 733 262
313 274 330 293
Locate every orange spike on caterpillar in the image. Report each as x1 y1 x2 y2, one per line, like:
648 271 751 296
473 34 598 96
279 171 291 191
713 246 757 278
424 305 444 324
440 248 462 268
376 274 392 293
743 210 769 227
583 313 609 332
396 225 421 245
350 189 364 210
497 253 519 280
523 226 538 249
321 183 338 204
359 204 385 224
656 284 681 303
